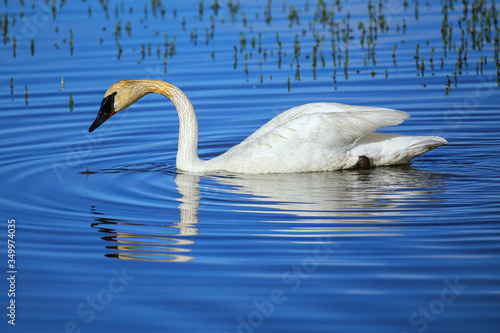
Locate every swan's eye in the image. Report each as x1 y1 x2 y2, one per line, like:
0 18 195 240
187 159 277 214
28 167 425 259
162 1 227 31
100 92 117 109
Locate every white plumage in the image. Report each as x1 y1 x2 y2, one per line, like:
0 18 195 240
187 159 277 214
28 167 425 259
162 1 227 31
89 80 447 174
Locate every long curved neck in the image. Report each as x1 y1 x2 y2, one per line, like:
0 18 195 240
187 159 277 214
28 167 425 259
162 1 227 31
137 80 202 171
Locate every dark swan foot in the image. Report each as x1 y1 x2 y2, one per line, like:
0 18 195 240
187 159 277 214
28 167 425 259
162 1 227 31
356 156 371 169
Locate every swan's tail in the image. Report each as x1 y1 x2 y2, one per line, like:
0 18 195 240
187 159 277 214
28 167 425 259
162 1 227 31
349 133 448 167
406 136 448 154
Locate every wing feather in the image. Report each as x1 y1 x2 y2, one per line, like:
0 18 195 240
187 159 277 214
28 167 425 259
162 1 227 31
240 106 409 152
213 103 410 172
243 102 408 144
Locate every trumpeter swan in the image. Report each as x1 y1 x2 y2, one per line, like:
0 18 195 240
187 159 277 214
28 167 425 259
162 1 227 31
89 80 447 173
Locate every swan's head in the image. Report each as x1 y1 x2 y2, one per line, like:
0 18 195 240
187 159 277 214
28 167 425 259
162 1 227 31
89 80 149 132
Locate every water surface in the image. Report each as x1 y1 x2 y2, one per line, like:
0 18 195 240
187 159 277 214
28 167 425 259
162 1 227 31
1 1 500 332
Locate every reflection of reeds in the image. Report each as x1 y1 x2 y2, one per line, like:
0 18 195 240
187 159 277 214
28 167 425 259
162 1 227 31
2 13 8 45
3 1 499 96
69 93 74 111
69 29 73 55
223 1 499 92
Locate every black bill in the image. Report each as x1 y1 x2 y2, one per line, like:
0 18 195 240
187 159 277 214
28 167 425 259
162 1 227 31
89 92 117 132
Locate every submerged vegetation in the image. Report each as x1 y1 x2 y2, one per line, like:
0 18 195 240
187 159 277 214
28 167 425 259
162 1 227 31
1 0 499 98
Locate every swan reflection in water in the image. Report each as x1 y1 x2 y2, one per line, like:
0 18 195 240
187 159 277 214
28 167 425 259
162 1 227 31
89 166 445 262
90 173 201 262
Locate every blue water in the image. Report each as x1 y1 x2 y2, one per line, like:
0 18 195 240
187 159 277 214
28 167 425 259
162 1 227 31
1 1 500 332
